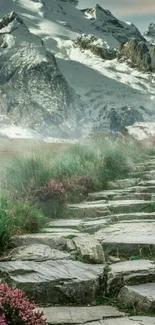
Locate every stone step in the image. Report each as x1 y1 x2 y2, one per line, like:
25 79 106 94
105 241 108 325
39 306 124 324
118 283 155 313
88 186 155 201
106 193 152 201
12 233 68 249
69 200 154 217
95 221 155 257
108 178 141 189
47 220 82 229
129 170 155 180
138 180 155 187
111 212 155 222
107 260 155 295
0 259 105 305
73 317 155 325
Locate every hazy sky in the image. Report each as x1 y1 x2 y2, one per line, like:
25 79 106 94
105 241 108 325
78 0 155 32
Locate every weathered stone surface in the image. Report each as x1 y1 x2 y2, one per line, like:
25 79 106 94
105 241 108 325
68 203 110 219
47 220 82 228
80 218 109 233
39 306 124 324
12 234 67 250
108 178 141 189
118 283 155 312
9 244 71 261
0 260 105 305
118 39 154 72
69 199 152 217
107 260 155 294
108 256 121 264
73 236 105 264
95 221 155 256
42 228 80 235
110 212 155 222
78 317 155 325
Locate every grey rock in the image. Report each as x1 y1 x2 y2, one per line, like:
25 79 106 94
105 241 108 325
108 178 141 189
78 317 155 325
9 244 71 261
118 283 155 312
12 234 67 250
118 39 154 72
73 236 105 264
75 34 116 60
39 306 124 324
68 202 111 219
95 221 155 256
108 256 121 263
107 260 155 295
0 260 105 305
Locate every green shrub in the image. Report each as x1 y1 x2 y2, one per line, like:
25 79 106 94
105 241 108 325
0 193 45 251
6 155 52 195
98 149 130 184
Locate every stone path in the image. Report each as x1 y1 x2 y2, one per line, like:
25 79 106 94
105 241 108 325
1 156 155 323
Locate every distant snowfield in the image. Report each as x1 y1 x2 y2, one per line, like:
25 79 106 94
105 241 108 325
0 124 78 143
1 0 155 141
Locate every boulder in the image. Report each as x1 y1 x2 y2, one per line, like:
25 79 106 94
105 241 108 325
73 236 105 264
0 260 105 305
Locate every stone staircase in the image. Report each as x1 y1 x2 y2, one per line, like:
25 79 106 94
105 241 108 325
1 157 155 324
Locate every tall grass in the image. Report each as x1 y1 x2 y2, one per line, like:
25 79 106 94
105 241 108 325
3 136 145 219
0 193 46 252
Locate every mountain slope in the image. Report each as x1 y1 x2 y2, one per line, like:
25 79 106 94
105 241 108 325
1 0 155 137
0 11 83 137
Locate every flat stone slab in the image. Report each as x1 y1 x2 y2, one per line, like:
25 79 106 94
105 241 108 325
107 260 155 294
0 260 104 305
118 283 155 312
88 186 155 201
95 221 155 256
81 317 155 325
47 220 82 228
8 244 71 261
42 228 80 234
80 219 109 233
110 212 155 222
108 178 141 189
68 203 110 219
12 234 67 249
69 200 152 216
138 180 155 186
39 306 124 324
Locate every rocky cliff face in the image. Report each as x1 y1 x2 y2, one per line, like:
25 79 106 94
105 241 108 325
118 39 155 72
0 12 83 137
144 23 155 45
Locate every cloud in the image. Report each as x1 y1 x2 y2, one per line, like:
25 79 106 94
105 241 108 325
114 0 155 16
79 0 155 17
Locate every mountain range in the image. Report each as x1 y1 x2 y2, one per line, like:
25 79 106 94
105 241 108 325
0 0 155 139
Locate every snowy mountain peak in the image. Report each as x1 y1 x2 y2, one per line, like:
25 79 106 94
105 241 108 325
0 11 24 33
144 23 155 44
